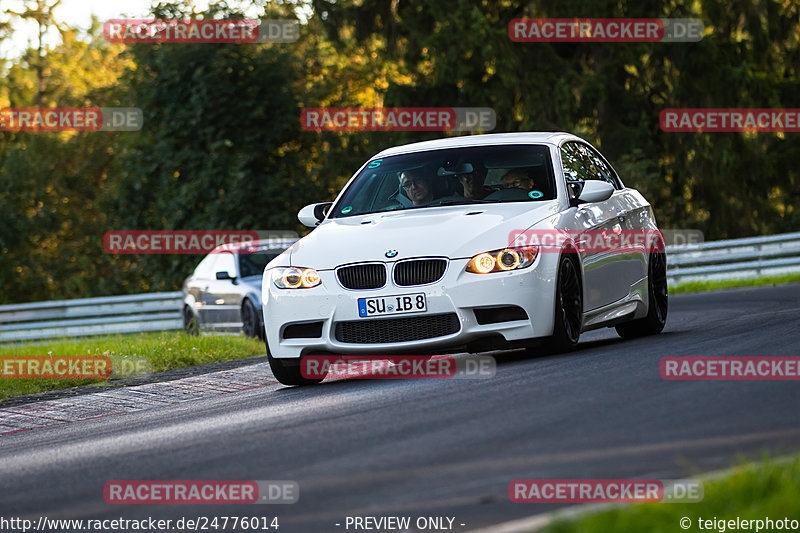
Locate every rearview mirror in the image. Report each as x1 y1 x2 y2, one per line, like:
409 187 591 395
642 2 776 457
298 202 333 227
573 181 614 205
216 271 235 281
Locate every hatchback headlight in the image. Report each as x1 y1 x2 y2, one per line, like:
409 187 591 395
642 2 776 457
466 246 539 274
272 267 321 289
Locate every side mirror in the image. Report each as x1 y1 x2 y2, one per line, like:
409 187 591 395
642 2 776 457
216 271 236 281
573 181 614 205
298 202 333 227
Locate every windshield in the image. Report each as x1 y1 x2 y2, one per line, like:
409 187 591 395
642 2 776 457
238 250 281 278
331 145 555 218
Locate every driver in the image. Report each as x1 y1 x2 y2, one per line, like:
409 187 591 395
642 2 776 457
399 170 434 206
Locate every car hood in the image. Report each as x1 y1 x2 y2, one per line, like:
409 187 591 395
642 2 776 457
287 202 560 270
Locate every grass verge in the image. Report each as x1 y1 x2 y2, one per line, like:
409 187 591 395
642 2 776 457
0 331 265 401
670 273 800 295
540 457 800 533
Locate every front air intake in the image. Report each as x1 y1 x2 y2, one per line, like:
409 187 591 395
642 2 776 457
336 263 387 290
393 258 447 286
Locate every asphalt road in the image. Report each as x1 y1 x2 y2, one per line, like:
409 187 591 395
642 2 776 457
1 284 800 532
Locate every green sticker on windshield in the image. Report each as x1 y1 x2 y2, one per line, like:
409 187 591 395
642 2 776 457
528 190 544 199
341 206 353 214
367 159 383 169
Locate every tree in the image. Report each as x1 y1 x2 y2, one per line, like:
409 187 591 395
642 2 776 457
5 0 64 105
0 19 134 303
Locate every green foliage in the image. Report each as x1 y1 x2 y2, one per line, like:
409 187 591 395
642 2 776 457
0 22 133 302
105 41 310 288
543 457 800 533
315 0 800 239
670 274 800 294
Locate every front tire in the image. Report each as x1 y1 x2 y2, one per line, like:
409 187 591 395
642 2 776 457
615 250 668 338
241 299 263 339
266 342 325 386
542 254 583 353
183 305 199 335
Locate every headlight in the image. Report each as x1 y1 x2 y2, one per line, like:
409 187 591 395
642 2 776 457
466 246 538 274
272 267 322 289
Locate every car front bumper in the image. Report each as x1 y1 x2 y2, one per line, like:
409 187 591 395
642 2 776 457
262 255 560 359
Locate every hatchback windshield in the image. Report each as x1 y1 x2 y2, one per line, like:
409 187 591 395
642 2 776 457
331 145 555 218
238 249 281 278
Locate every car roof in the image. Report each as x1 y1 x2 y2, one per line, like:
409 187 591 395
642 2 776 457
373 132 585 158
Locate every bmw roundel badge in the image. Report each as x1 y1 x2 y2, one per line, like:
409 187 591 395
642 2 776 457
385 249 398 258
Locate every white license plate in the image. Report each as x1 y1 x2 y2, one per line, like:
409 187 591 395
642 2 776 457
358 293 427 317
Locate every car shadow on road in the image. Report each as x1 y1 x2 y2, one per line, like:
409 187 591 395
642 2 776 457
485 329 684 367
485 335 627 366
269 330 684 390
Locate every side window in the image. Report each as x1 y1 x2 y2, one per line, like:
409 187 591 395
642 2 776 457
214 252 237 279
560 142 589 182
193 254 217 280
576 144 620 189
594 149 622 189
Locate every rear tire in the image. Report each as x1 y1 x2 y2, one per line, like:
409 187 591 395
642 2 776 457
615 251 668 338
266 341 325 386
542 254 583 354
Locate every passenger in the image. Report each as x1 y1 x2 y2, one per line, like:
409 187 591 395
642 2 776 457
457 168 492 200
399 170 434 206
501 168 535 190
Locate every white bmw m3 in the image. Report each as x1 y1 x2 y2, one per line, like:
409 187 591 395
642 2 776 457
262 132 668 385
